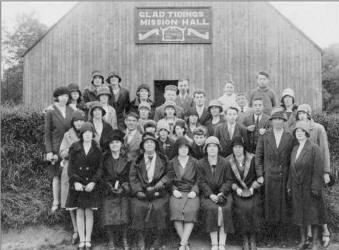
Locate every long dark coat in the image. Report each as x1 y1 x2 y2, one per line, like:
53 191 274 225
108 86 130 130
193 106 212 126
226 153 263 234
101 152 132 226
91 120 113 150
241 113 270 153
198 156 234 233
255 129 295 224
83 86 99 104
66 140 103 209
44 104 74 177
287 140 325 226
129 153 174 230
190 142 205 160
169 156 200 222
213 123 250 158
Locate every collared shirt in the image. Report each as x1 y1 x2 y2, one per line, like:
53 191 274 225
144 153 156 182
273 129 284 148
179 93 188 100
254 114 262 124
196 105 205 118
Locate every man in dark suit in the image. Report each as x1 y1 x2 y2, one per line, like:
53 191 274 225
241 97 270 153
214 106 249 157
175 79 194 114
106 71 130 130
191 89 211 126
154 85 184 121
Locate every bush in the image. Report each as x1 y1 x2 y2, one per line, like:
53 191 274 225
1 105 339 230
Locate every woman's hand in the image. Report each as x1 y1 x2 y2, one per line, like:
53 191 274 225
85 182 95 192
324 173 330 184
46 152 54 161
173 189 182 198
236 188 243 197
74 182 84 191
209 194 219 203
187 191 197 199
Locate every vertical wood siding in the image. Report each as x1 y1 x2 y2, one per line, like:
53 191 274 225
23 1 322 111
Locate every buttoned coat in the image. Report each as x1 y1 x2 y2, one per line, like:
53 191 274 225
198 156 234 233
287 139 325 225
192 106 212 126
255 129 295 223
66 140 103 209
91 120 114 150
213 123 250 158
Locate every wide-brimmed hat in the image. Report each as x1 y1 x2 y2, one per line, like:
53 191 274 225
140 132 159 151
136 84 151 96
106 71 121 83
71 110 86 123
294 120 310 137
96 85 112 98
79 122 94 134
269 106 287 121
231 136 245 148
53 86 69 98
157 120 171 133
281 88 295 99
185 108 199 118
144 120 157 130
208 99 223 113
297 104 312 118
89 101 106 117
174 136 191 154
105 129 125 144
203 136 220 153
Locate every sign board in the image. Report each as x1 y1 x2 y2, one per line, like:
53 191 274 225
135 7 212 44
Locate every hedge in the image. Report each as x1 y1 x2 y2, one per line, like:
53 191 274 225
1 105 339 230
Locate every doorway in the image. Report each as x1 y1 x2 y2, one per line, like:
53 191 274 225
154 80 178 107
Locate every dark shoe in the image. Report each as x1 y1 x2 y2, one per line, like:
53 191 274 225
72 232 79 245
304 236 312 249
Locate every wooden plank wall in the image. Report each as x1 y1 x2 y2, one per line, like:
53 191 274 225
23 1 322 111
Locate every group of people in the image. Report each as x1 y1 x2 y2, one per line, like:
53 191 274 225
44 70 333 250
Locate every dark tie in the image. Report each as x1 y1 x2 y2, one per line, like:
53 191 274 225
211 165 216 177
241 107 244 113
255 115 259 128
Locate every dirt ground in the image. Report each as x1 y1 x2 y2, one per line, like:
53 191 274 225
2 225 339 250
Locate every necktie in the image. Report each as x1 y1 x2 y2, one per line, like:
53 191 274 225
255 115 259 128
241 107 244 113
211 165 216 177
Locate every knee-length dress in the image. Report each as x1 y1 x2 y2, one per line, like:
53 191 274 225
169 156 200 223
198 156 234 233
59 128 80 208
129 153 174 230
66 140 103 209
287 139 326 226
101 153 131 226
227 153 263 234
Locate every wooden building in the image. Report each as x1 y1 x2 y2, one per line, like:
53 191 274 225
23 1 323 111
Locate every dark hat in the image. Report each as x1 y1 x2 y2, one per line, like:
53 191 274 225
71 110 86 123
164 85 178 92
53 86 69 98
186 108 199 117
174 136 191 154
136 84 151 95
140 132 159 151
125 111 139 120
89 101 106 117
231 136 245 148
174 119 186 129
96 85 112 98
106 71 121 83
192 126 207 136
144 120 157 130
269 106 287 121
67 83 81 94
79 122 94 134
105 129 125 144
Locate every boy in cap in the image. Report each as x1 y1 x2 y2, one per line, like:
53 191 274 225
157 119 175 160
106 71 130 130
190 126 207 160
154 85 185 121
249 71 277 115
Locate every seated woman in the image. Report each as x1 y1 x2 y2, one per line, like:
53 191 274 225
226 136 262 250
66 122 103 250
169 136 200 250
129 133 174 250
198 136 234 250
287 121 325 250
101 129 132 250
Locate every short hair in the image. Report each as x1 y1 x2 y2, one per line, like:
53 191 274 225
252 97 264 104
193 89 206 97
178 78 189 83
257 71 269 78
225 106 239 114
193 126 207 136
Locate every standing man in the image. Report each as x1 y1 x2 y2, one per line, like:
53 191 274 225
124 112 143 161
249 71 277 116
106 71 130 130
214 106 249 158
191 89 212 126
175 79 194 114
255 106 295 246
154 85 184 122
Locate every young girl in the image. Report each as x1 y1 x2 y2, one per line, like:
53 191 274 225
169 137 200 250
101 130 131 250
66 122 103 250
59 110 86 244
